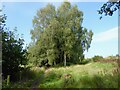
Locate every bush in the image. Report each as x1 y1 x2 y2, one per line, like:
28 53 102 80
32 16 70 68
2 28 27 81
106 55 117 60
80 58 91 64
92 55 104 62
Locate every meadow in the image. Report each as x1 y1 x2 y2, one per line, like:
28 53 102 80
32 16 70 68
3 58 119 88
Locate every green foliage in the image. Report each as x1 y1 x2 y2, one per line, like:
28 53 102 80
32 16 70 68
28 1 93 67
92 55 104 62
1 10 27 81
80 58 91 64
2 27 27 81
2 66 45 88
98 0 120 19
19 67 36 80
106 55 117 60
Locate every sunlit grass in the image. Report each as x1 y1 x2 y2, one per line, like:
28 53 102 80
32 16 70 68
38 62 118 88
5 62 118 88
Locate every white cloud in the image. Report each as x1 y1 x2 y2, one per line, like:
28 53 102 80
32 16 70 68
1 0 107 2
93 27 118 43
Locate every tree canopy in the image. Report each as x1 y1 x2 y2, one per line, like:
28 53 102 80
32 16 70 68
0 10 27 81
28 2 93 67
98 0 120 19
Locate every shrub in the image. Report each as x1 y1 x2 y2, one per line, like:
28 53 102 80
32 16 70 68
92 55 104 62
80 58 91 64
106 55 117 60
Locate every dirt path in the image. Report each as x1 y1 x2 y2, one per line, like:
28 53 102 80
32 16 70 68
31 72 45 89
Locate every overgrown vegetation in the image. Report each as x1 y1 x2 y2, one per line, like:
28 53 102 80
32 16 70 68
3 61 118 88
1 1 119 89
1 9 27 83
92 55 104 62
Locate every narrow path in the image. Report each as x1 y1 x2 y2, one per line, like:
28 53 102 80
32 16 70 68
31 72 45 89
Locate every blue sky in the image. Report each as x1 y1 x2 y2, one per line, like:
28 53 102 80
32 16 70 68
2 1 118 58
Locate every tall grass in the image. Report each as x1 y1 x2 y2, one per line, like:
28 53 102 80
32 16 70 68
3 62 119 88
38 62 119 88
2 66 45 88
